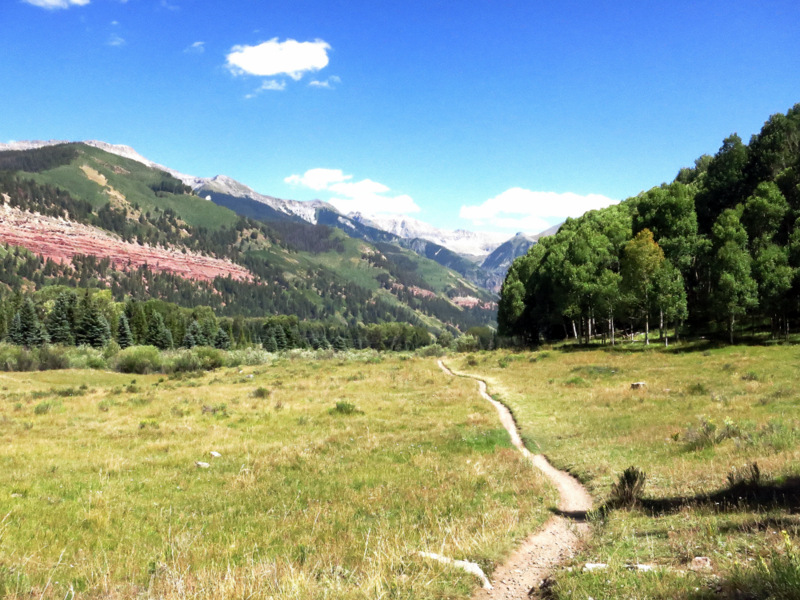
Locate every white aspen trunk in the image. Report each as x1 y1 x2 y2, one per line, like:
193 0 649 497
645 313 650 345
572 320 578 340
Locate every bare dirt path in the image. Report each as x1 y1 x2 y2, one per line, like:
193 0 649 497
437 360 593 599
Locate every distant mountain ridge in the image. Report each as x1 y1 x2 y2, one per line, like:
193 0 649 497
0 139 558 291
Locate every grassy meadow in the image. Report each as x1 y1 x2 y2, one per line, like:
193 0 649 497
0 354 555 599
452 344 800 599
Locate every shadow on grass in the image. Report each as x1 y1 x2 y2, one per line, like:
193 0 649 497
631 476 800 516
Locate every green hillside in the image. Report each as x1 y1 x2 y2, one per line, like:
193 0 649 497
0 143 495 334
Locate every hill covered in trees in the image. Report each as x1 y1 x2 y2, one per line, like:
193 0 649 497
499 103 800 345
0 143 496 338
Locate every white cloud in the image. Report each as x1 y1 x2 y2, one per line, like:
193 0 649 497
285 168 350 191
285 168 420 215
23 0 89 8
185 41 205 54
226 38 330 80
244 80 287 98
107 33 126 47
309 75 341 89
460 188 618 232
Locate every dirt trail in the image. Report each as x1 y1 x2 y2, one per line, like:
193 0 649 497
437 360 592 599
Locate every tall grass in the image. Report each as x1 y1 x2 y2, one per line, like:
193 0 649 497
0 355 555 599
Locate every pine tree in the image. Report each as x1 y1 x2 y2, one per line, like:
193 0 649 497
263 334 278 353
274 326 288 351
145 311 173 350
47 292 76 345
183 320 203 348
7 311 23 345
116 313 134 349
11 299 47 347
213 327 231 350
75 292 111 348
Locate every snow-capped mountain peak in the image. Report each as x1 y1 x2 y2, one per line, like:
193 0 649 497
348 212 509 257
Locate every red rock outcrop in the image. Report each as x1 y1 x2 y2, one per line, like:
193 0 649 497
0 204 252 283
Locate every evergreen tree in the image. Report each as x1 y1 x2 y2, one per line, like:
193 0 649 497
213 327 231 350
145 311 174 350
183 320 204 348
263 334 278 352
332 335 347 351
47 291 76 345
125 299 147 345
274 326 288 351
11 298 47 347
116 313 134 349
6 312 23 345
75 292 111 348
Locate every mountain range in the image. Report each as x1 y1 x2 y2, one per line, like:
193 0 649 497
0 140 558 333
0 139 556 289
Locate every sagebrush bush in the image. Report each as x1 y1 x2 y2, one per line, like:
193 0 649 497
115 346 163 374
610 466 646 507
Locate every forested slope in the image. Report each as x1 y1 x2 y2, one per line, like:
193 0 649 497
499 103 800 344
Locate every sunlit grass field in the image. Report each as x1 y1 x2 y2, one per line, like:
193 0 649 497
451 344 800 599
0 355 554 599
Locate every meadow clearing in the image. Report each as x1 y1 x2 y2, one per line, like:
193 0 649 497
0 354 554 599
1 344 798 599
452 343 800 599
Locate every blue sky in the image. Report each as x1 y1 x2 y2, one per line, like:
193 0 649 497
1 0 798 235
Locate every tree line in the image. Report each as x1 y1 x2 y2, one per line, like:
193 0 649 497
0 288 437 354
499 103 800 345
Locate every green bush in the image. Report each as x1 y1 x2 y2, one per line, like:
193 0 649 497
416 343 445 357
66 346 107 370
38 345 70 370
610 466 647 507
115 346 163 374
194 346 226 370
162 349 202 373
0 344 38 372
330 401 363 415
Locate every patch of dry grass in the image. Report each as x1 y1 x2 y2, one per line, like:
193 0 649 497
0 356 554 599
452 345 800 598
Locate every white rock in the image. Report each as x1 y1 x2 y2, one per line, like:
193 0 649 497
583 563 608 571
631 382 647 390
195 461 210 469
210 451 222 458
691 556 712 571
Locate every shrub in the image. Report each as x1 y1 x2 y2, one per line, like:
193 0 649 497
456 335 479 353
252 387 271 399
330 401 362 415
115 346 163 374
227 347 275 367
162 349 202 373
0 344 38 372
416 344 445 357
726 462 762 489
38 345 70 370
34 401 55 415
610 466 647 507
686 382 708 395
194 346 226 370
66 346 107 370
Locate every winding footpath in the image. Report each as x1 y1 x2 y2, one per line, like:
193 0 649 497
437 360 593 600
